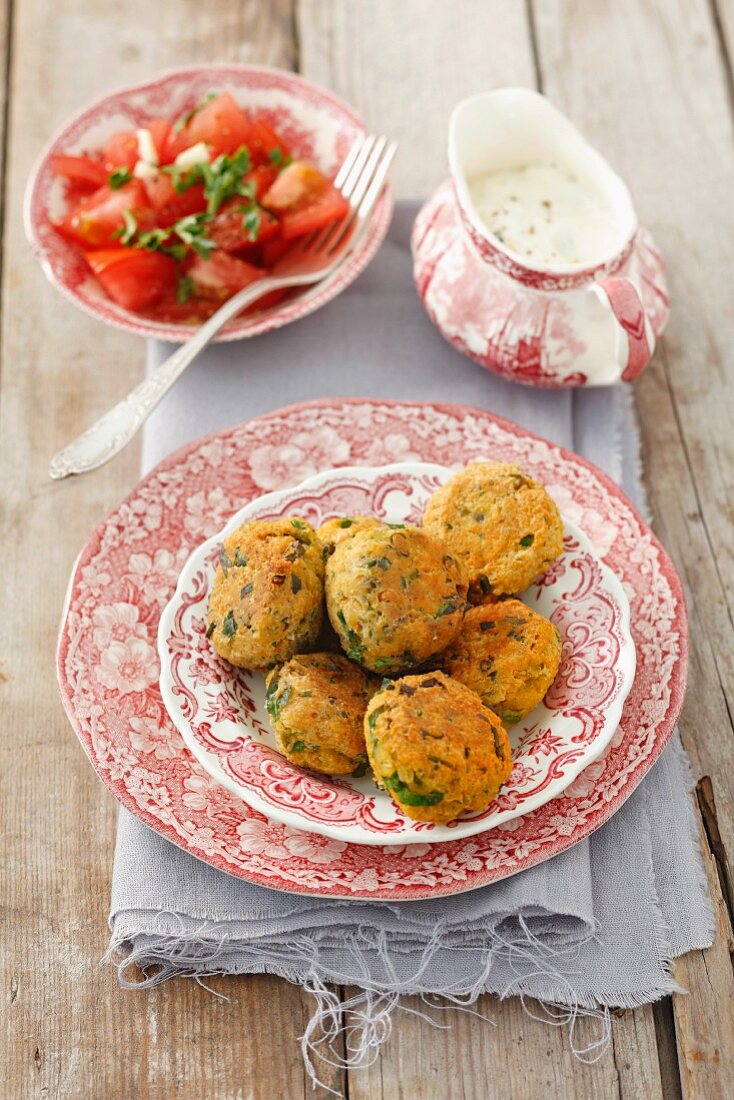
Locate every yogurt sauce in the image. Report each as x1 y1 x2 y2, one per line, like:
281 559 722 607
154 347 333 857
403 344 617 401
468 161 619 266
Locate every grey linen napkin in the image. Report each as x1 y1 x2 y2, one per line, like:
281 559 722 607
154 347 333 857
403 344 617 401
109 203 714 1079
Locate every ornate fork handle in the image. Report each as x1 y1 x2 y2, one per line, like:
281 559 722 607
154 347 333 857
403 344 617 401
49 275 288 479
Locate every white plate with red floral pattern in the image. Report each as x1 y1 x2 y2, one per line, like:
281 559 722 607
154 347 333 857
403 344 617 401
157 462 636 846
57 398 687 899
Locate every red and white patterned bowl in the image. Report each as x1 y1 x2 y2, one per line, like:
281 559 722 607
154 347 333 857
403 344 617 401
56 399 687 900
157 463 636 845
24 64 393 342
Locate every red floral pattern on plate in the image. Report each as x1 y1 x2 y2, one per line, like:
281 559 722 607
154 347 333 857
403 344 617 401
158 465 635 845
24 64 393 343
57 399 687 898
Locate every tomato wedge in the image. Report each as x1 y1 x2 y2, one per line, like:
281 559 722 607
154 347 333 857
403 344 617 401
247 118 290 166
147 118 174 164
187 252 264 298
262 160 348 240
104 130 139 171
85 249 177 311
143 173 208 226
50 155 108 189
169 92 251 159
209 200 280 253
245 164 278 200
56 180 153 247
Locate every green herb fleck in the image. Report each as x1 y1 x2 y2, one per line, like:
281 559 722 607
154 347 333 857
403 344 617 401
174 212 216 258
384 773 444 807
292 740 305 752
177 274 194 304
435 599 458 617
268 146 291 168
240 583 254 597
291 519 307 530
336 609 364 664
291 575 302 594
338 518 354 529
205 621 216 639
519 534 535 547
240 203 261 241
113 208 138 245
479 576 493 595
233 550 249 567
373 656 394 672
219 548 232 574
222 609 237 637
109 167 132 190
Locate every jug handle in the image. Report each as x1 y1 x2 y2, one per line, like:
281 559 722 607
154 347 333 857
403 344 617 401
590 276 655 382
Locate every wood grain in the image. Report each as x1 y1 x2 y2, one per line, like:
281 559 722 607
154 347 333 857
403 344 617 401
0 3 344 1098
297 0 536 197
532 0 734 1095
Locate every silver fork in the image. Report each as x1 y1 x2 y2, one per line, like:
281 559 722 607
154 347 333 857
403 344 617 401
49 135 397 479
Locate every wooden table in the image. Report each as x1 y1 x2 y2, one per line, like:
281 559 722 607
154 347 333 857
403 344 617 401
2 2 733 1096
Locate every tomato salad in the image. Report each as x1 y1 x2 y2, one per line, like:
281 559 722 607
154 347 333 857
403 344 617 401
50 92 349 321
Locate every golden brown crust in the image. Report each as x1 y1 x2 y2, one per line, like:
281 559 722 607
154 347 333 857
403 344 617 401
317 515 385 558
325 525 467 675
364 671 512 823
207 517 323 669
265 653 376 775
438 599 562 724
422 462 564 600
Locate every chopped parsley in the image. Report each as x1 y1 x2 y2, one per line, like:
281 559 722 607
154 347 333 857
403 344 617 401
221 610 238 637
172 91 217 134
336 609 364 664
219 548 232 574
177 274 194 304
338 518 354 529
291 575 302 594
240 583 254 598
435 599 459 617
268 146 291 168
113 208 138 245
109 167 132 190
519 534 535 547
233 549 249 567
384 773 444 807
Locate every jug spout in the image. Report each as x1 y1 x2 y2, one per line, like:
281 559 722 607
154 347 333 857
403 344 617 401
448 88 637 279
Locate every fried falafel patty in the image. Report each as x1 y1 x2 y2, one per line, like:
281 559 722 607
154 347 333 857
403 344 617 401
207 517 323 669
325 525 467 675
365 671 512 823
439 599 562 725
423 462 564 601
265 653 375 775
317 515 385 559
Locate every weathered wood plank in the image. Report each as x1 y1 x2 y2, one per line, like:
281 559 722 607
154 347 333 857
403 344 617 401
532 1 734 1096
670 813 734 1097
298 0 537 197
0 3 344 1098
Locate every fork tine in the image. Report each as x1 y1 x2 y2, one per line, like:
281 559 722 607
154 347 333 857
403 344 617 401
346 136 388 210
339 134 377 200
333 135 369 190
324 139 396 255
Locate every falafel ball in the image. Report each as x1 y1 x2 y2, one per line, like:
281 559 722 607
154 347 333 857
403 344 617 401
365 671 512 823
325 524 467 675
439 599 562 724
317 515 385 560
423 462 564 601
265 653 375 776
207 517 323 669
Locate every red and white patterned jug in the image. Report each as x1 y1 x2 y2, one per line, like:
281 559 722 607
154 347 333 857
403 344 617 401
412 89 669 388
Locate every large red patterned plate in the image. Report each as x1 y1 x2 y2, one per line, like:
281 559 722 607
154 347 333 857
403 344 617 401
157 463 635 845
24 65 393 342
57 399 686 899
